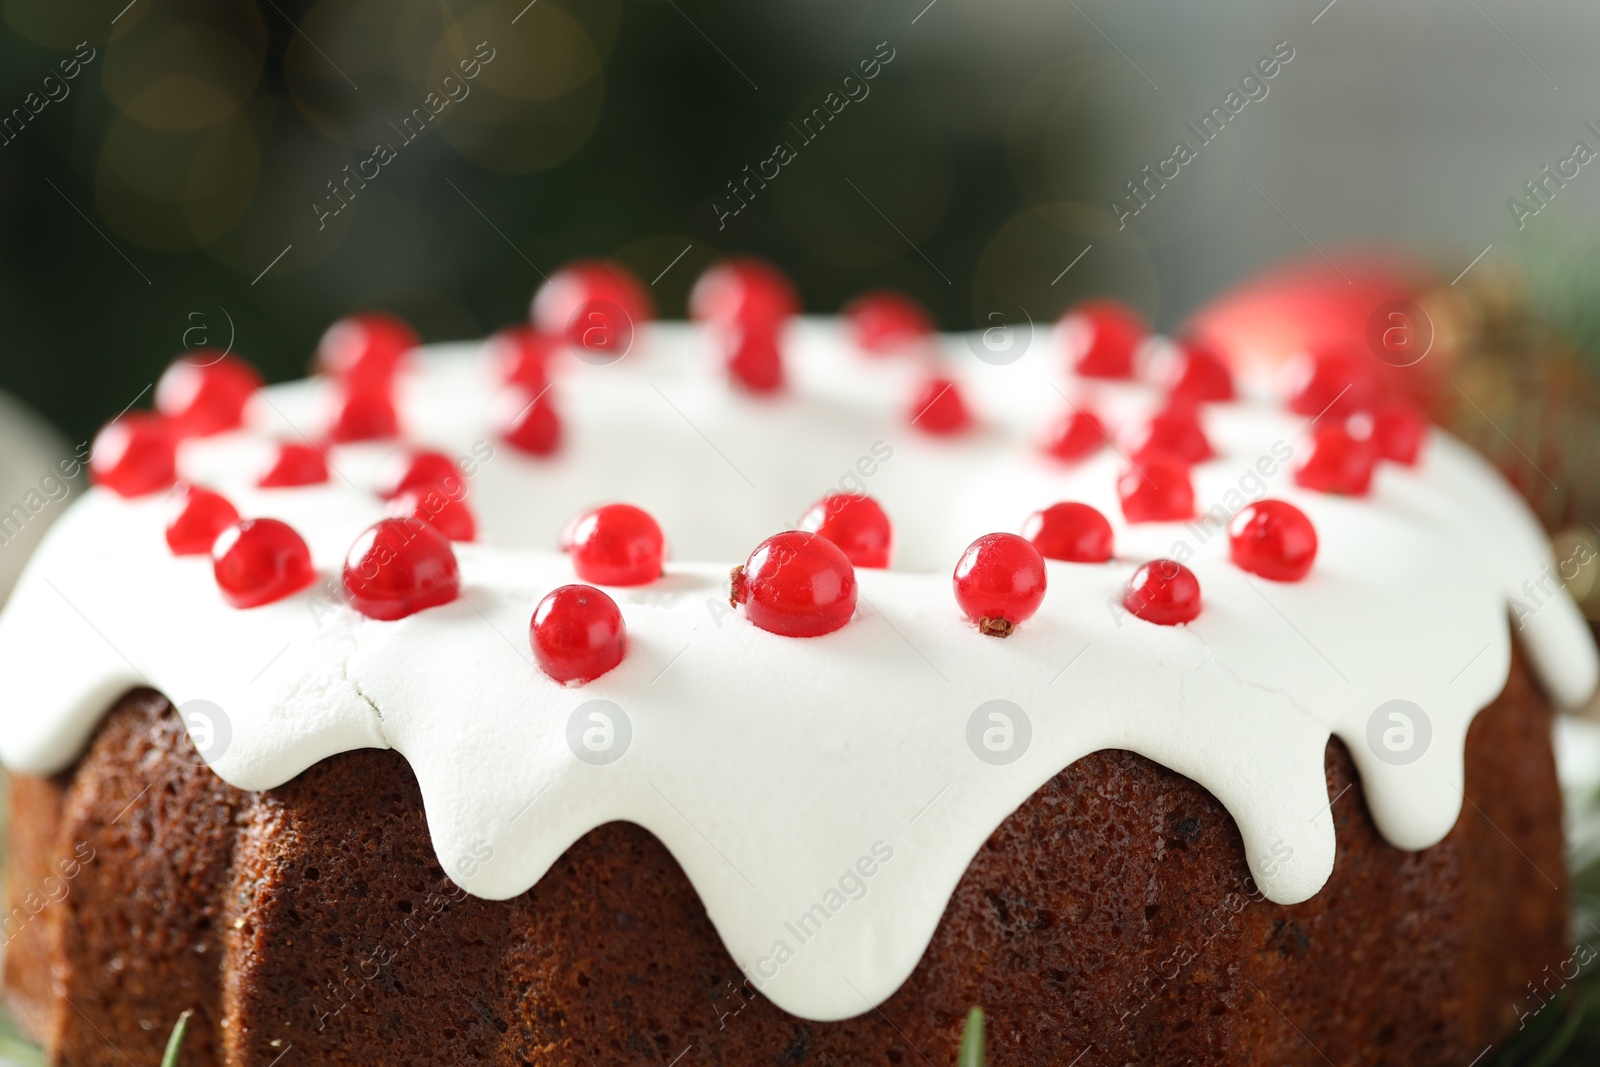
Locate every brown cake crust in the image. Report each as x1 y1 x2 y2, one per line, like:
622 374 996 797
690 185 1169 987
3 651 1567 1066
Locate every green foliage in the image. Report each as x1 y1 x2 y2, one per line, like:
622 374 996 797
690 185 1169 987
161 1010 192 1067
958 1006 985 1067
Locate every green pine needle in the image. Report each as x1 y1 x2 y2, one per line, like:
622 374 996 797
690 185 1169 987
161 1009 193 1067
958 1005 985 1067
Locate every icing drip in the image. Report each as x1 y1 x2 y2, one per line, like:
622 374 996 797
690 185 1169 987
0 319 1594 1021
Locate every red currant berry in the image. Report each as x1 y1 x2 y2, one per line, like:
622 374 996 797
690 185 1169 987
953 532 1047 637
1060 299 1148 379
909 377 971 436
1281 346 1378 418
691 257 800 330
1143 336 1234 402
532 259 653 355
378 449 464 500
327 386 399 443
317 313 418 388
1123 558 1201 625
504 389 562 456
491 325 558 392
1039 407 1107 464
730 531 857 637
843 291 934 354
1124 403 1213 464
1117 452 1195 523
799 493 892 569
387 484 477 542
90 413 177 498
1294 423 1377 495
1368 396 1427 465
342 517 460 620
1229 500 1317 582
530 584 626 685
258 442 329 487
565 504 666 585
1022 502 1113 563
725 326 785 394
155 355 263 437
212 518 317 609
165 485 240 556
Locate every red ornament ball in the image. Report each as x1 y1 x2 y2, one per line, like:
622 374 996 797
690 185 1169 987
1368 396 1427 465
1060 299 1148 379
565 504 666 586
1123 559 1201 625
155 355 263 437
491 325 558 392
258 442 329 488
1143 336 1234 402
165 485 240 556
532 259 653 355
1039 407 1107 464
1124 403 1213 465
843 290 934 354
909 377 972 436
1117 452 1195 523
503 389 562 456
953 532 1047 637
90 413 177 498
799 493 892 569
1281 346 1378 419
1022 502 1113 563
725 326 785 394
1295 423 1377 496
378 450 465 500
343 518 461 620
327 386 399 443
387 484 477 543
691 257 800 330
1228 499 1318 582
530 584 627 685
317 313 418 388
730 531 857 638
212 518 317 609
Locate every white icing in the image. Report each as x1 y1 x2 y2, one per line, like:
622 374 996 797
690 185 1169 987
0 318 1594 1022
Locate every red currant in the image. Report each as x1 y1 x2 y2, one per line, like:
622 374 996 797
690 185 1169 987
212 518 317 609
530 584 626 685
258 442 329 487
532 259 653 355
378 450 465 500
1228 499 1317 582
90 413 177 498
317 313 418 388
565 504 665 585
1124 403 1213 464
342 518 460 620
165 485 240 556
1295 423 1377 495
1060 299 1148 379
953 533 1047 637
155 355 263 437
843 290 934 354
491 325 558 392
1123 558 1201 625
1281 346 1378 418
799 493 892 569
1367 396 1426 465
504 389 562 456
691 257 800 330
327 386 399 443
1143 336 1234 402
1039 407 1107 464
1022 502 1113 563
730 531 857 637
1117 452 1195 523
909 377 971 436
387 484 477 542
725 326 785 394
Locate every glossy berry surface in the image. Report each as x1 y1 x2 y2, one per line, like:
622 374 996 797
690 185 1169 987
532 259 653 354
1281 346 1378 418
90 413 177 498
212 518 316 609
1060 299 1148 379
530 584 626 685
1295 423 1377 495
317 313 418 387
725 326 785 394
843 291 934 354
1368 396 1427 465
165 485 240 556
730 531 857 638
1144 336 1234 402
1022 502 1113 563
155 355 263 437
953 533 1047 637
387 484 477 542
343 518 460 620
1228 499 1318 582
1125 403 1213 464
799 493 892 569
492 325 558 392
909 377 971 436
1117 452 1195 523
1124 559 1202 625
690 257 800 330
258 442 329 487
378 450 464 500
1039 407 1107 464
565 504 665 585
503 390 562 456
327 386 399 443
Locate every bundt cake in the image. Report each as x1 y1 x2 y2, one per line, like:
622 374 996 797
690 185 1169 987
0 261 1595 1066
